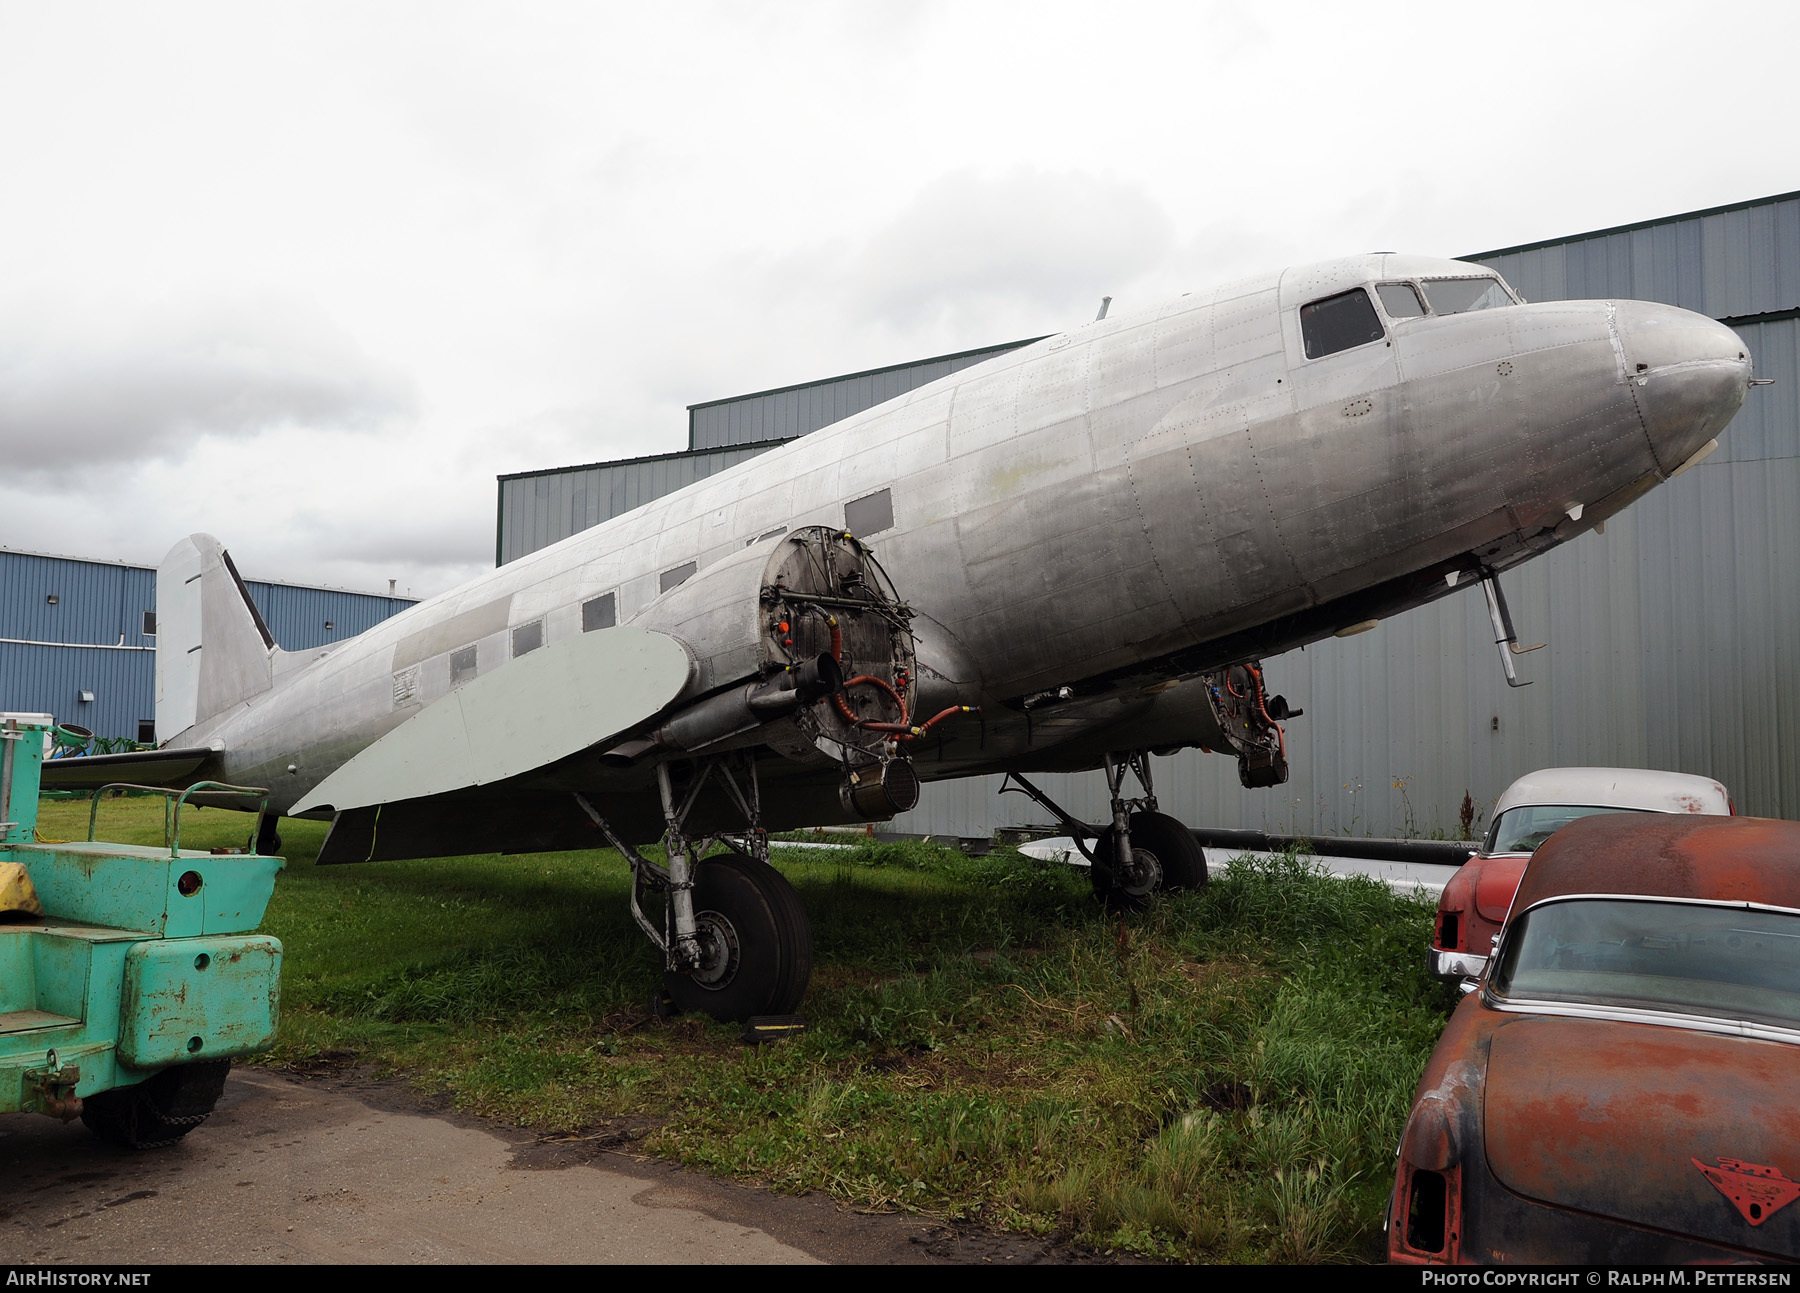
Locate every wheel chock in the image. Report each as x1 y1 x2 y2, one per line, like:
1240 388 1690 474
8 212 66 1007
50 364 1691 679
742 1015 806 1045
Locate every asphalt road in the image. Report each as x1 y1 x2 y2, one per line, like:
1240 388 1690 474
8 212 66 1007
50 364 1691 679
0 1067 1089 1265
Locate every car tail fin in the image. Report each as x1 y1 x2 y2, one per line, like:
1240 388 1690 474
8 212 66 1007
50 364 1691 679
154 534 277 743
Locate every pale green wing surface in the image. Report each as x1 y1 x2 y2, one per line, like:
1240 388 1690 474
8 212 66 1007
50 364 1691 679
291 626 692 813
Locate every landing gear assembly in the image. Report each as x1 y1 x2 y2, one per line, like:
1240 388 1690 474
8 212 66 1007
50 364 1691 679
575 527 978 1023
1002 751 1209 911
578 754 811 1023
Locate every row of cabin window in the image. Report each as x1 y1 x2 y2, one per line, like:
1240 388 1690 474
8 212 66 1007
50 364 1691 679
455 487 901 684
443 593 619 688
1300 277 1513 360
615 490 896 633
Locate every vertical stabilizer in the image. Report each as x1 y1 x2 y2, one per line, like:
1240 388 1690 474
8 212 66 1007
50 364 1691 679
154 534 277 744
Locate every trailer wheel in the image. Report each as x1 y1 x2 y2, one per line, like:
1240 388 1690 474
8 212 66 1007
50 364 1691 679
1091 811 1207 911
80 1060 232 1150
663 849 812 1022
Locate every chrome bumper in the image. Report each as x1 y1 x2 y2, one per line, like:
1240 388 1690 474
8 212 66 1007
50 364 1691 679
1429 947 1488 983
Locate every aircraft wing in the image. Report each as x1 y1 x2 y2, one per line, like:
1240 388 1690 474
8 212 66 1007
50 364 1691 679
290 624 693 815
37 745 221 791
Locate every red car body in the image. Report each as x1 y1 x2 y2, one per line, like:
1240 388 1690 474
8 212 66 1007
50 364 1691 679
1391 814 1800 1265
1430 769 1731 985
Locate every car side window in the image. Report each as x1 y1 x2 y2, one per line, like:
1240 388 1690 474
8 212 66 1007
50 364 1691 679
1300 288 1385 359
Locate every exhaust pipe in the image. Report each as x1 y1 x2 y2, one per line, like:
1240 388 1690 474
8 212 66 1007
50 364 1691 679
647 653 843 754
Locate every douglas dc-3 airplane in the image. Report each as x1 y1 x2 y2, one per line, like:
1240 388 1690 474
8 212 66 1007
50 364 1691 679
43 254 1753 1022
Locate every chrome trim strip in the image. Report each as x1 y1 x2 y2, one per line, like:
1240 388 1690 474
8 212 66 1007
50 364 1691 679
1514 893 1800 919
1482 997 1800 1046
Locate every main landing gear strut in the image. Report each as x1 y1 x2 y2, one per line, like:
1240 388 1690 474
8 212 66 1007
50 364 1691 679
576 752 811 1023
1001 752 1208 911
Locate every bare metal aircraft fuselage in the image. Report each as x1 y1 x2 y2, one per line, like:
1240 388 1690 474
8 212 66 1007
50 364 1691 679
151 253 1747 859
45 253 1751 1019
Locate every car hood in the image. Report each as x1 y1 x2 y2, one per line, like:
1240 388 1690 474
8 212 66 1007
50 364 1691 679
1484 1016 1800 1257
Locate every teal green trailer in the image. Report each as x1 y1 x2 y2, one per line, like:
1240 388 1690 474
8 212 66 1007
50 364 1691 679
1 715 283 1147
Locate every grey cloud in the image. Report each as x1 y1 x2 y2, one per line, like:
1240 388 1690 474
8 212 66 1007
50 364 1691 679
288 507 493 580
845 169 1177 327
0 294 416 477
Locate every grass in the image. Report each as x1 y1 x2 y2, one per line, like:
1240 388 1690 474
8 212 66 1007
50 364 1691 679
37 794 1456 1263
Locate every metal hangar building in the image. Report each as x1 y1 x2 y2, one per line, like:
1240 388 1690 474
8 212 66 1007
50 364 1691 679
0 547 416 744
496 190 1800 839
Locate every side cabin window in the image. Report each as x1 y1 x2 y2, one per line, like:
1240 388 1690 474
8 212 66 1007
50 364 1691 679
844 488 893 537
660 562 697 594
511 620 543 657
1420 277 1513 315
1300 288 1385 359
450 645 478 687
581 592 616 631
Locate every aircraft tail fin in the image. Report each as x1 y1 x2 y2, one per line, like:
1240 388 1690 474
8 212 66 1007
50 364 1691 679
154 534 277 743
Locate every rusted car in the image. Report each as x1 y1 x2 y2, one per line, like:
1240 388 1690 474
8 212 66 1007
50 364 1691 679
1430 768 1731 983
1389 813 1800 1265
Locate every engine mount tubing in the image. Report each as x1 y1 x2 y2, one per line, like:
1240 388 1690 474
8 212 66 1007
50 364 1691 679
884 705 979 741
834 673 909 727
818 608 966 739
1248 663 1287 763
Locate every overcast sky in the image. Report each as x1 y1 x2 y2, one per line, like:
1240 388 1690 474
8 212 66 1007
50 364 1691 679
2 1 1794 599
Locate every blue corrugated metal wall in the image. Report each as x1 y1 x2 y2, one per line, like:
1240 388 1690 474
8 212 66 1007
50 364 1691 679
1 548 415 740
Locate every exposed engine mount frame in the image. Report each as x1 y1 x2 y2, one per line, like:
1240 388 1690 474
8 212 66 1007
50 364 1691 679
1200 662 1293 788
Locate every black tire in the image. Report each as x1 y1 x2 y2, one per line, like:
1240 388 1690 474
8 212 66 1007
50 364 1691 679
1090 811 1207 910
663 849 813 1022
253 815 282 856
80 1060 231 1150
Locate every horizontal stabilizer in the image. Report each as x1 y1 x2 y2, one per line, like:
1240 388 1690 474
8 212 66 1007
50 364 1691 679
37 746 220 791
291 625 693 815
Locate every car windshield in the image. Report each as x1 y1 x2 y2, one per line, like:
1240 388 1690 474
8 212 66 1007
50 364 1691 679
1492 899 1800 1030
1485 804 1636 854
1421 277 1513 314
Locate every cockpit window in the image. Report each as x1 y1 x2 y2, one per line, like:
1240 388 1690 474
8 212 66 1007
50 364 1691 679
1420 277 1513 315
1376 283 1426 319
1300 288 1385 359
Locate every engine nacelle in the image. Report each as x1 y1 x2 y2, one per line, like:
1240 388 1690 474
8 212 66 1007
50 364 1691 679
629 526 921 773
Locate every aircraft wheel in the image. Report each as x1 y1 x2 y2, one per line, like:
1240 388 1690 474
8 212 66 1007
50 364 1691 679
253 815 282 856
81 1060 231 1150
1091 811 1207 911
663 849 812 1022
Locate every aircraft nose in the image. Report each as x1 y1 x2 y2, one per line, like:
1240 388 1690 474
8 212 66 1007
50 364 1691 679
1613 300 1751 476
